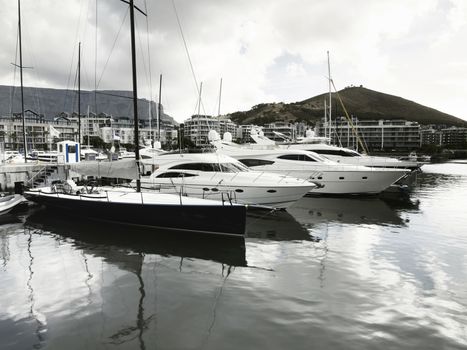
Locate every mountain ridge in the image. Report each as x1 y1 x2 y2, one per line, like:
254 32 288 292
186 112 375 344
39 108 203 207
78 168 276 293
227 86 466 127
0 85 176 125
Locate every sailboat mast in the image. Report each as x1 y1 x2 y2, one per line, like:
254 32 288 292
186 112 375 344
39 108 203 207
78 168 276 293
218 78 223 117
18 0 27 163
197 82 203 116
87 105 90 148
78 42 81 145
327 51 332 143
129 0 141 192
158 74 162 142
324 98 327 139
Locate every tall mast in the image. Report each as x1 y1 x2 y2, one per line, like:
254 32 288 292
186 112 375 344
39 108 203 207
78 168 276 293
327 51 332 142
78 42 81 145
129 0 141 192
18 0 27 162
157 74 162 143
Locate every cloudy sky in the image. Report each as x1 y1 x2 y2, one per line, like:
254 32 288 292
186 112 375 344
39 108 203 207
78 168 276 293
1 0 466 122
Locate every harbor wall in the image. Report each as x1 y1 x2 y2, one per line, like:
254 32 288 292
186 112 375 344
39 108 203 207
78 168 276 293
0 164 45 192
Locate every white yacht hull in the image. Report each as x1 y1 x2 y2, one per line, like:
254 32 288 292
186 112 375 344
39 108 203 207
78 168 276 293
260 167 408 194
139 171 314 208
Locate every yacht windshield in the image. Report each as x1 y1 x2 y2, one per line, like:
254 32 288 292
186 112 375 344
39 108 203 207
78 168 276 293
170 162 247 172
311 149 361 157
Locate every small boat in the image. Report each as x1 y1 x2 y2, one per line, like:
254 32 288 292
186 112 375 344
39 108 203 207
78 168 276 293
2 150 25 164
0 194 26 215
118 147 136 159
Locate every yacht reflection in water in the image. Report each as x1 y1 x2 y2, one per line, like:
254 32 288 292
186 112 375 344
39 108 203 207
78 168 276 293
25 209 247 268
246 210 321 242
288 196 420 227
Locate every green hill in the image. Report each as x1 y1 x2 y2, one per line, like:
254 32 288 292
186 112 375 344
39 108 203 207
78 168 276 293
228 86 466 126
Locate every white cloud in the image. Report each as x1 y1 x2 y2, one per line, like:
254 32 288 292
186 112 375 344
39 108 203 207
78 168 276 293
0 0 466 122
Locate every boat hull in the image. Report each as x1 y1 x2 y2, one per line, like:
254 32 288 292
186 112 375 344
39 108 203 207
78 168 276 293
24 191 246 236
0 194 25 215
139 182 312 209
289 169 407 194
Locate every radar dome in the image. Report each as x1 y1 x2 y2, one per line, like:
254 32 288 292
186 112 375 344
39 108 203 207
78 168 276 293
208 130 220 141
223 132 232 142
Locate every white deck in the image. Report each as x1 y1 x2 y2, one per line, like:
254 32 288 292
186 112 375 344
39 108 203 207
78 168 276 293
26 187 243 207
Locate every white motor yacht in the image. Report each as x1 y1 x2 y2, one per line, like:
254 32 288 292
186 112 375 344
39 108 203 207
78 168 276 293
251 129 422 170
282 143 422 170
211 137 409 195
137 152 316 209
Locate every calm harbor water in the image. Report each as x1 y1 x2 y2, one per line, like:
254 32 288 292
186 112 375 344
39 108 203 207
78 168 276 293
1 162 467 349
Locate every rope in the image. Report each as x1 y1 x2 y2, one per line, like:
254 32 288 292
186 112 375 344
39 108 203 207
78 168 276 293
171 0 207 116
96 8 129 89
331 80 369 154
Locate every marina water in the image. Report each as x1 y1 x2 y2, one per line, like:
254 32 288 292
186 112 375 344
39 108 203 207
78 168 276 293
1 162 466 349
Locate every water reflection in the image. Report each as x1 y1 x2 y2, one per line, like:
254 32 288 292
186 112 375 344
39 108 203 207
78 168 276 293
1 163 466 350
0 215 24 269
8 210 248 350
246 210 320 241
288 196 414 227
25 209 247 268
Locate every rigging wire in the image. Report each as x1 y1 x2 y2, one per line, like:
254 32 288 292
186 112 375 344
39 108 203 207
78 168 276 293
171 0 206 116
96 8 129 89
63 0 87 114
9 22 20 118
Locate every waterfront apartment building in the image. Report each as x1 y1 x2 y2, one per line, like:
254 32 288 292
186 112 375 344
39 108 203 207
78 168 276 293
183 115 220 146
237 124 258 142
0 111 78 152
67 112 113 142
318 117 421 151
420 127 443 146
262 122 297 142
218 117 237 138
420 126 467 148
440 127 467 147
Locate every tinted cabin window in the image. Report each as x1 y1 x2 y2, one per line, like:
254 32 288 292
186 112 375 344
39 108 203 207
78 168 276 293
278 154 316 161
170 163 221 172
156 172 198 178
239 159 275 167
311 149 359 157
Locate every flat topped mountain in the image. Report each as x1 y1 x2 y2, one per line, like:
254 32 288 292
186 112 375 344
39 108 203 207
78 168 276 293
0 85 176 124
228 86 466 126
